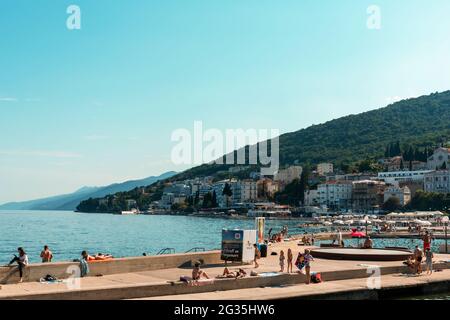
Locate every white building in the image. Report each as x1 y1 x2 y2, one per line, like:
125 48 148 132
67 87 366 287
274 166 303 186
377 170 433 185
304 189 319 206
427 147 450 170
238 180 258 202
384 186 411 206
424 170 450 193
317 181 353 209
317 163 333 176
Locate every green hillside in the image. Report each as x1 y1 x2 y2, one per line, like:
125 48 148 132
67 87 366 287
77 90 450 213
173 91 450 179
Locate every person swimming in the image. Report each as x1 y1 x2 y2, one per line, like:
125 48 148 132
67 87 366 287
40 245 53 263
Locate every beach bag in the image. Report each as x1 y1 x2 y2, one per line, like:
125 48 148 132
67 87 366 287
311 273 322 283
44 274 57 281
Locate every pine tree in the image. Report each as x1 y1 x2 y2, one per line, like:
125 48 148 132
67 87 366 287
211 190 218 207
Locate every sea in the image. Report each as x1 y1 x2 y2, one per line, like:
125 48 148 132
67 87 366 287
0 210 447 264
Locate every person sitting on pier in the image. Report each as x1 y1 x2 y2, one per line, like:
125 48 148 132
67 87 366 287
192 262 209 280
414 246 424 275
403 256 415 274
363 237 373 249
8 247 29 283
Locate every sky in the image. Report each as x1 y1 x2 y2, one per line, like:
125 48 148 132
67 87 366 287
1 0 450 203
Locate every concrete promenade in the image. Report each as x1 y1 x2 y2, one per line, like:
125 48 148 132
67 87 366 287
1 239 449 300
142 270 450 300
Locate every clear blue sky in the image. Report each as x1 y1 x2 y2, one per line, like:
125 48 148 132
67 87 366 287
1 0 450 203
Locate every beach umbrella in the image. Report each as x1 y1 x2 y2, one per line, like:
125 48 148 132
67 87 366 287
386 213 398 217
351 231 366 238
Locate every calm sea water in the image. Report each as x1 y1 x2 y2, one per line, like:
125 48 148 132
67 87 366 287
0 210 446 264
0 210 308 264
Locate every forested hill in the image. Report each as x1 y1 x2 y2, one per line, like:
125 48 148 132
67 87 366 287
171 91 450 181
76 91 450 213
278 91 450 166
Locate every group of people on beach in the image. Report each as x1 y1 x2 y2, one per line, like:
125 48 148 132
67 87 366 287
403 231 435 275
6 246 53 282
278 248 314 284
404 245 434 275
5 245 114 282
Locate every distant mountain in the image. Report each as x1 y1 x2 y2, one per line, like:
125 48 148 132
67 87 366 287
0 171 177 211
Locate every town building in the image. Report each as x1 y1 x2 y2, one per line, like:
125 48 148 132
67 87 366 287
317 163 334 176
317 181 353 210
424 170 450 193
256 178 279 199
383 186 411 206
427 147 450 170
304 189 319 206
274 166 303 186
377 170 433 185
238 180 258 202
352 180 386 212
385 156 405 172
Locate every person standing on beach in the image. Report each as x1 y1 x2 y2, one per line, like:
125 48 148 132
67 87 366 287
8 247 29 283
422 231 432 252
287 248 293 273
279 250 286 272
40 245 53 263
425 248 434 275
253 244 261 268
304 249 314 284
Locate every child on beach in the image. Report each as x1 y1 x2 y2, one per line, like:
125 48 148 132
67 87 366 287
253 244 261 268
279 250 286 272
287 249 293 273
304 249 314 284
425 248 434 275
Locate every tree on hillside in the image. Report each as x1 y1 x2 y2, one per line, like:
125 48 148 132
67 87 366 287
222 183 233 207
211 190 218 208
383 197 402 212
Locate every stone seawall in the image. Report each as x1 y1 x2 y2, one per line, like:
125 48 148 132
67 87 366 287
0 250 222 285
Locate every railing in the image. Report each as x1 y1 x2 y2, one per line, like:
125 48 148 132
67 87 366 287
184 247 206 253
156 248 175 255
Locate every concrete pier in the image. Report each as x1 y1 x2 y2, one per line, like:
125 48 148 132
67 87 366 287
0 239 449 300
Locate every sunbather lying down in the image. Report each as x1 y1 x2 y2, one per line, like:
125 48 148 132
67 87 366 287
82 251 114 261
216 267 247 279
